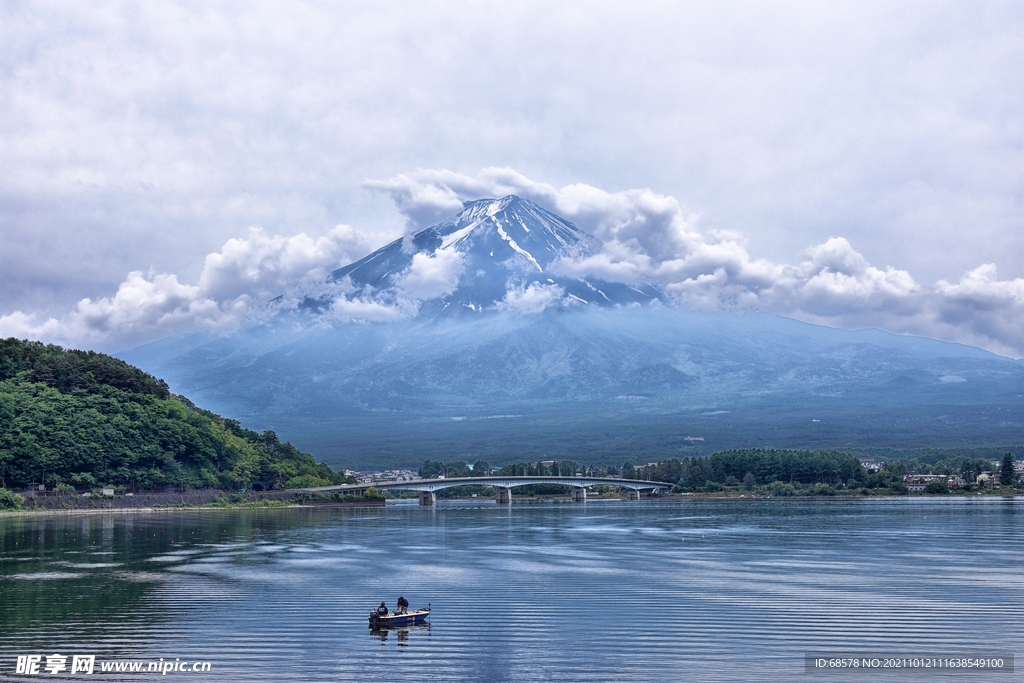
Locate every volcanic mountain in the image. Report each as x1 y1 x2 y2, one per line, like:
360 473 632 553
121 198 1024 470
326 195 660 314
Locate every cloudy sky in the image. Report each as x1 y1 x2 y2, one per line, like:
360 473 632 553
1 2 1022 355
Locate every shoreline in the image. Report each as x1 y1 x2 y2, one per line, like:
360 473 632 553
0 500 386 518
2 490 1019 518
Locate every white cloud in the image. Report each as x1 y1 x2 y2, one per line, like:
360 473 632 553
0 311 62 341
363 172 480 233
396 247 465 300
5 167 1024 358
0 223 386 350
759 238 921 316
330 295 418 323
499 283 567 314
931 265 1024 356
366 168 1024 357
198 225 378 303
71 271 228 340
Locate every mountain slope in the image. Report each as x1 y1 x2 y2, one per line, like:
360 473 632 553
117 196 1024 469
0 338 348 491
121 308 1024 469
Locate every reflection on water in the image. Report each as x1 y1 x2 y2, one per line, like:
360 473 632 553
1 499 1022 682
370 623 431 646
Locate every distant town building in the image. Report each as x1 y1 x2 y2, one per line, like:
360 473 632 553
976 473 995 487
354 469 418 484
903 474 952 492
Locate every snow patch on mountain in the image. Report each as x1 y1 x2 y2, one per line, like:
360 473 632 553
495 225 542 272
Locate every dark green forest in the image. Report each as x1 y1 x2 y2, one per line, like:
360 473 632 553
667 449 864 488
0 338 352 493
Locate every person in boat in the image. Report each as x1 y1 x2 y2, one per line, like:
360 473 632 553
377 601 388 616
396 596 409 614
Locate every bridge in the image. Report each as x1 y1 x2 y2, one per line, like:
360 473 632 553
295 476 673 505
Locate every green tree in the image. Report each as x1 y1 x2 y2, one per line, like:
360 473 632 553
812 483 836 496
768 481 797 496
286 474 332 488
0 487 24 510
419 460 444 478
742 472 756 490
1000 453 1015 487
961 458 988 484
888 480 908 494
886 462 908 478
924 480 949 494
445 461 472 478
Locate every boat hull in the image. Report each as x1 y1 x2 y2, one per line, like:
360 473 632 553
368 608 430 628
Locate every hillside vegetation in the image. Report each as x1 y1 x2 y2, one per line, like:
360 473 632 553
0 338 351 492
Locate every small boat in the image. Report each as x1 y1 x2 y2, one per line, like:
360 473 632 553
368 605 430 628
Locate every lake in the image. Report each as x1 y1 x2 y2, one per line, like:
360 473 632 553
1 498 1021 681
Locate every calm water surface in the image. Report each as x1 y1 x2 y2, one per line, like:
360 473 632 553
1 498 1021 682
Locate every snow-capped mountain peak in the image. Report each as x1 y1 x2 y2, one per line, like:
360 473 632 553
417 195 594 267
328 195 659 313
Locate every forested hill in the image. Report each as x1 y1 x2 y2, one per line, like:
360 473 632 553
0 338 351 492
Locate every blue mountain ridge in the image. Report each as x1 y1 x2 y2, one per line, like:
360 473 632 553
121 196 1024 469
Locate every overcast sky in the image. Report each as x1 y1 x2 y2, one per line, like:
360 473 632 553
1 2 1022 354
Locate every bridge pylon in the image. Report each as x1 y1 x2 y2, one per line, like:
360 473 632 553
495 487 512 504
572 487 587 502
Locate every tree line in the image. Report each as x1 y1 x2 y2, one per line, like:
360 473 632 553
405 448 1024 500
419 452 864 486
638 450 864 489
